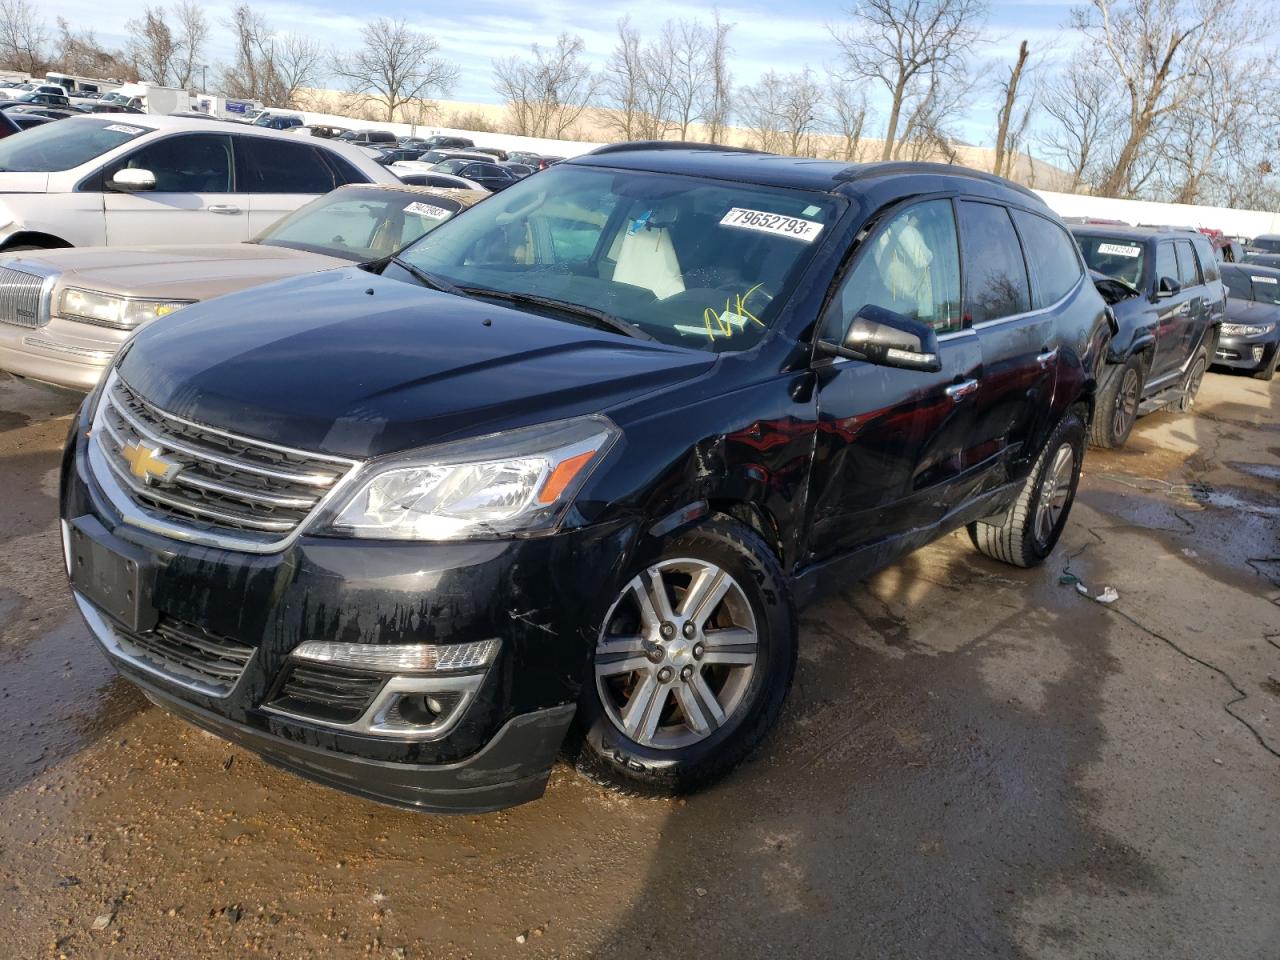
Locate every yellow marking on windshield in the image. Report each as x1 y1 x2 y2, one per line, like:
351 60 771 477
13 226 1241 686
702 283 768 340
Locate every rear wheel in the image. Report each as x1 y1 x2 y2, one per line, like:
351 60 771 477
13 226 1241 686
968 413 1085 568
573 517 796 796
1089 355 1143 448
1178 350 1207 411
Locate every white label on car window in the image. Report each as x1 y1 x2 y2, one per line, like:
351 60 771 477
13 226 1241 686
104 124 143 135
1251 275 1278 284
403 201 451 220
1097 242 1141 258
720 208 824 242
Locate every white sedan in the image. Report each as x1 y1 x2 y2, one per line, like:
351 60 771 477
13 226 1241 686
389 161 488 192
0 114 398 252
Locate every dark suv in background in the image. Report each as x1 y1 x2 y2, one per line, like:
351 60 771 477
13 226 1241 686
61 148 1108 813
1071 226 1224 447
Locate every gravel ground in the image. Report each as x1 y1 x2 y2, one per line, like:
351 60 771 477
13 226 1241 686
0 369 1276 960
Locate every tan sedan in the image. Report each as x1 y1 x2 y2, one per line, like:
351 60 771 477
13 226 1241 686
0 184 484 390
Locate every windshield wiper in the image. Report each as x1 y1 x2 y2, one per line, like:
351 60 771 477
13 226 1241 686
454 286 655 341
382 255 466 296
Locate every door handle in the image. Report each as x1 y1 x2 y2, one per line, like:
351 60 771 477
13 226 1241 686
207 204 241 215
1036 347 1059 368
945 379 979 401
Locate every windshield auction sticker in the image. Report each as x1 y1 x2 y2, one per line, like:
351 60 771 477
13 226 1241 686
104 124 144 135
720 208 824 242
403 202 451 220
1097 243 1141 258
1251 275 1278 284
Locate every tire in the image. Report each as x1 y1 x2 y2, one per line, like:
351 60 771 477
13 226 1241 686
967 412 1085 568
1178 349 1207 411
1089 355 1143 449
572 515 797 797
1253 348 1277 381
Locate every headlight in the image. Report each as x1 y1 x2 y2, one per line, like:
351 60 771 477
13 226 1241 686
323 415 620 541
60 288 193 330
1221 322 1274 337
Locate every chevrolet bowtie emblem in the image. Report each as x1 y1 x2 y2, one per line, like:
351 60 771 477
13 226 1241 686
121 440 181 484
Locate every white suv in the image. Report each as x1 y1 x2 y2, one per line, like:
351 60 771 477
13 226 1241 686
0 115 398 251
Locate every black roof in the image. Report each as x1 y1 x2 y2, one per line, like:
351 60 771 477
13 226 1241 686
1069 224 1203 242
1226 259 1280 275
569 145 1046 208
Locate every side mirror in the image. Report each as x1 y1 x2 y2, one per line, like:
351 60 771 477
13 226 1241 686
1156 276 1181 299
817 304 943 373
109 168 156 192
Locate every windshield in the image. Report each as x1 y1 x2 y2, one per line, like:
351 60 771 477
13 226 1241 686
1225 268 1280 305
259 188 466 260
391 164 842 352
1252 236 1280 253
0 117 148 172
1075 235 1146 289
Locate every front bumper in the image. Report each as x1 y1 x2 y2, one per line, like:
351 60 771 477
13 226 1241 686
1214 334 1279 372
61 398 635 813
0 316 122 391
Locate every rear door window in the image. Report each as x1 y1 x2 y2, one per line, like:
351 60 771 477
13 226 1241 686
1012 209 1083 309
234 136 337 193
1175 240 1201 287
957 200 1031 324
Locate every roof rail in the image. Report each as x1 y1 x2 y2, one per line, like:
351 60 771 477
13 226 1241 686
834 161 1041 202
586 140 765 156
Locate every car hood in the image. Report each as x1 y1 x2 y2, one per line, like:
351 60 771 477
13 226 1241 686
11 243 348 299
1223 297 1280 325
116 269 716 459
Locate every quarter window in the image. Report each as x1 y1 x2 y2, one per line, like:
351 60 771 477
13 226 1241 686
107 133 233 193
826 198 963 338
957 200 1031 324
1012 209 1083 309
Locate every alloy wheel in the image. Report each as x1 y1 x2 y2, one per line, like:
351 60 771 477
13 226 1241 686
1034 443 1075 546
1114 367 1139 439
594 558 758 750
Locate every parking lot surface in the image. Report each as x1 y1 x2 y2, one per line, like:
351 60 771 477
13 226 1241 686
0 370 1276 959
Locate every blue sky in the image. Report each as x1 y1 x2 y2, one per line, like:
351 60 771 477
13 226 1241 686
52 0 1083 147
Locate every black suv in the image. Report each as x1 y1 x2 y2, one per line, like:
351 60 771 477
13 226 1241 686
1071 226 1225 447
61 147 1107 813
1215 263 1280 380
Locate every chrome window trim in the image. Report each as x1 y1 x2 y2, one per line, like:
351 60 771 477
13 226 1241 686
262 670 485 742
87 369 366 554
72 590 253 700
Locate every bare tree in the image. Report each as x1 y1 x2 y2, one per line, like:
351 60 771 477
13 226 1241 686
126 7 179 86
0 0 49 74
274 33 323 107
657 19 711 139
739 69 824 156
601 17 646 140
332 18 456 122
896 71 968 162
830 0 988 161
1074 0 1243 198
991 40 1032 179
827 77 870 161
173 1 207 88
1037 53 1118 192
700 11 734 144
54 18 130 78
493 33 598 139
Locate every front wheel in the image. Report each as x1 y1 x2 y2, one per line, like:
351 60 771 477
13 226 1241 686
968 413 1086 568
1089 355 1143 449
573 516 796 797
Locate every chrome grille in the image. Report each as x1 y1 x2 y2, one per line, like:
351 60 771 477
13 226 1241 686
90 371 359 549
0 266 50 328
